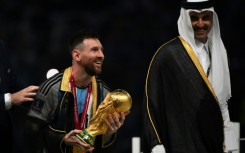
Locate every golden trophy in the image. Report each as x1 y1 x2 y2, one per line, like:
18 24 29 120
76 89 132 147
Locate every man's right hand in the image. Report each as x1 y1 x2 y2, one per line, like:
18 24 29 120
11 85 39 105
63 129 94 152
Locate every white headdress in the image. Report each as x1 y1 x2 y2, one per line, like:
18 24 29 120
178 0 231 107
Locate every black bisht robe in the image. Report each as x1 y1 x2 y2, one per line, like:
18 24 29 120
142 37 224 153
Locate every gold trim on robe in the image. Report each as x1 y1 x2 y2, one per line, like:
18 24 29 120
178 36 218 102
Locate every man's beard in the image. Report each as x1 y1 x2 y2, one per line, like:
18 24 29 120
84 65 102 76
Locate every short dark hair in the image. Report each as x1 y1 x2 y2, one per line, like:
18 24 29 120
69 30 100 52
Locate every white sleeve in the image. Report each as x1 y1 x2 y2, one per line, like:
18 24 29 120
220 103 239 152
4 93 12 110
151 145 166 153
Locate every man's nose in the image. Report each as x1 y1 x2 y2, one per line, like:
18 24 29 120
196 19 205 28
98 49 104 58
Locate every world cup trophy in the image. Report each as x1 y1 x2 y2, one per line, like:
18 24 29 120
76 89 132 147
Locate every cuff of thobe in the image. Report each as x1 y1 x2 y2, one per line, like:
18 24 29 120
224 126 239 152
152 145 166 153
4 93 12 110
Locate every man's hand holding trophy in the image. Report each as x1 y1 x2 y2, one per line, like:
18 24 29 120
76 89 132 147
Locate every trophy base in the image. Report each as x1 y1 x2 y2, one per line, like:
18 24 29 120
76 130 95 147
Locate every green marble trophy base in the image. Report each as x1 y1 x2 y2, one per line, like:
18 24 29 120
76 130 95 147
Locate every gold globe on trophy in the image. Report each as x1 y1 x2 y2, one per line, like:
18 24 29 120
76 89 132 147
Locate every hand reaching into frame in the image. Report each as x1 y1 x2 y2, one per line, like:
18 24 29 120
10 85 39 105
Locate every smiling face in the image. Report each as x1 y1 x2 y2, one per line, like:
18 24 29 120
75 38 104 76
189 11 213 43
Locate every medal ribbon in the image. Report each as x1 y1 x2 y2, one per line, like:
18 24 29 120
70 71 92 130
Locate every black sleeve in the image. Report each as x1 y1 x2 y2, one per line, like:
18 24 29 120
141 49 167 152
24 116 46 153
24 115 65 153
0 39 25 110
24 83 61 153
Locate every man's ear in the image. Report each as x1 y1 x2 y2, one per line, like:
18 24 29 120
72 49 80 61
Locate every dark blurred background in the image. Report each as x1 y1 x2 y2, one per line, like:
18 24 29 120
0 0 244 152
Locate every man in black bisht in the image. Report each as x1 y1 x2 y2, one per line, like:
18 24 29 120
142 0 238 153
